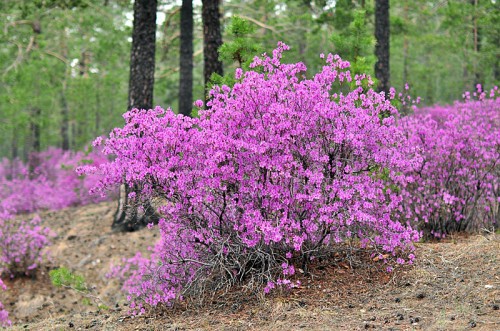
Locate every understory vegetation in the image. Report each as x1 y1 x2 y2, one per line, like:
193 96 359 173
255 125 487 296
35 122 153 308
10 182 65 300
0 47 499 327
80 46 498 314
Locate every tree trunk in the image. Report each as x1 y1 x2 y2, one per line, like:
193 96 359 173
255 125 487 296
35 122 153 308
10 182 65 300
402 0 409 87
113 0 159 232
127 0 157 111
178 0 194 116
202 0 223 99
374 0 390 94
11 127 18 160
95 90 101 137
28 107 41 174
471 0 482 88
60 89 70 151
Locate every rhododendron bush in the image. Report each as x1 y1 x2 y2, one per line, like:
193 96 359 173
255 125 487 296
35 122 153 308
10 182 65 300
82 43 420 311
0 147 111 214
400 88 500 238
0 147 111 322
0 147 110 276
0 211 53 278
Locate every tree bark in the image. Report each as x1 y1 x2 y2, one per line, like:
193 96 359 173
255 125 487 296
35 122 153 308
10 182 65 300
402 0 409 87
127 0 157 111
28 107 41 174
113 0 159 232
374 0 390 94
471 0 482 88
178 0 194 117
11 127 18 160
60 89 70 151
202 0 224 99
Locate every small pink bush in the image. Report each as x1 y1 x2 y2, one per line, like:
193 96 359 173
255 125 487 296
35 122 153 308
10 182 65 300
400 87 500 238
0 146 112 214
0 146 109 323
0 208 53 278
85 43 420 312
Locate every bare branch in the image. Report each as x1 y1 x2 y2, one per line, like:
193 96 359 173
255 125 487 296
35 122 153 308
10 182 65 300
237 15 278 34
3 20 33 34
2 41 23 78
43 50 69 64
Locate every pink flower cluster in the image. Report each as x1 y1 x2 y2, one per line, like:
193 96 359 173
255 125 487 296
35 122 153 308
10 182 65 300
0 146 112 214
83 43 420 310
0 211 54 277
0 146 112 323
0 147 112 274
399 87 500 237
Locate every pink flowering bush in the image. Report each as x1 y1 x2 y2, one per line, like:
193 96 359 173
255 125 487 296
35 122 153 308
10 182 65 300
0 279 10 327
0 147 110 275
0 146 112 214
0 210 53 278
0 146 110 322
400 87 500 238
85 43 420 311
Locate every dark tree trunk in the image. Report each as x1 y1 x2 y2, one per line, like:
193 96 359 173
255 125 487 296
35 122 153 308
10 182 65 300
95 93 101 137
402 0 409 87
202 0 223 99
60 90 70 151
113 0 159 232
79 50 89 78
374 0 390 94
127 0 157 111
31 107 41 154
470 0 482 88
494 48 500 82
11 127 18 160
28 107 41 174
178 0 194 116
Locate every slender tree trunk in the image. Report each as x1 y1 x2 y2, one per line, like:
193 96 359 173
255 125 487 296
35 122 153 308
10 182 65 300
31 107 41 154
95 84 101 137
178 0 194 116
8 127 18 180
202 0 223 99
374 0 390 94
79 50 89 78
11 127 18 160
494 47 500 82
59 27 70 151
402 0 409 87
60 88 70 151
28 107 41 174
113 0 159 232
127 0 157 111
70 121 76 149
471 0 481 88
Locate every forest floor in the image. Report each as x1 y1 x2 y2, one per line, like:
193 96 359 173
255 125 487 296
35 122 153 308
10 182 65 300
1 201 499 330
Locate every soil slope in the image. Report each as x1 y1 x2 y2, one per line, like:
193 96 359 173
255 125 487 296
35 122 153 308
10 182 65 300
1 202 499 330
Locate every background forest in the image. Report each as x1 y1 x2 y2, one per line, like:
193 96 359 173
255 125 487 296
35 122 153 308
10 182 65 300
0 0 498 160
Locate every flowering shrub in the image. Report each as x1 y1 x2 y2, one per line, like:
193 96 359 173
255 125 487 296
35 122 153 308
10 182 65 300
400 87 500 238
0 146 112 214
0 146 109 323
0 211 53 277
0 146 109 278
84 43 420 311
0 279 10 327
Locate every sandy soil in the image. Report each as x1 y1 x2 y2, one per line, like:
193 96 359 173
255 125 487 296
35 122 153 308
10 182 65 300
1 202 499 330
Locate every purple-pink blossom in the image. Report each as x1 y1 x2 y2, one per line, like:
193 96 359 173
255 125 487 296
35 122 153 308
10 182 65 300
84 43 420 310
